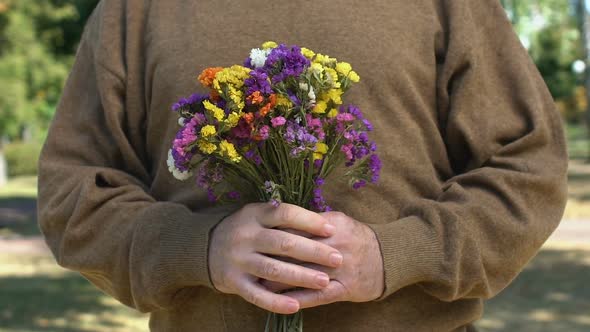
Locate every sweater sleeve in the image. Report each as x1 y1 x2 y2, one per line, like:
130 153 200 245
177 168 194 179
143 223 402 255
37 1 228 313
367 0 568 301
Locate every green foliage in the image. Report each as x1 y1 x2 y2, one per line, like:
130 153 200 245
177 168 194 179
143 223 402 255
530 24 583 100
501 0 586 122
0 0 99 142
3 141 42 177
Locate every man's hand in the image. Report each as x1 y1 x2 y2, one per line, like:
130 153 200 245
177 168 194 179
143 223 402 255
262 211 385 308
208 203 344 314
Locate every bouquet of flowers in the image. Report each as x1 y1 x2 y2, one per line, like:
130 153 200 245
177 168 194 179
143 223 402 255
167 41 381 331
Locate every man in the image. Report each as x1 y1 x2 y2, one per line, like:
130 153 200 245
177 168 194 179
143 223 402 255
37 0 568 331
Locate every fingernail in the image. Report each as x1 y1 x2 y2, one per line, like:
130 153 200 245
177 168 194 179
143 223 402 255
316 274 329 287
330 253 343 266
323 223 335 235
287 300 299 312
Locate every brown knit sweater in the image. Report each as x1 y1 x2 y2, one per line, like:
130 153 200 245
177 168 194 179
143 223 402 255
37 0 568 331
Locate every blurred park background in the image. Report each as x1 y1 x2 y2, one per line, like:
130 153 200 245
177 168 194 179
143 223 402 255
0 0 589 331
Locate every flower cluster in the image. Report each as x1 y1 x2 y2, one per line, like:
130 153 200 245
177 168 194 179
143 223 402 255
168 42 380 211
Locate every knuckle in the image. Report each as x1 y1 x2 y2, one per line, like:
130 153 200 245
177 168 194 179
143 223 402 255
245 290 263 307
261 261 281 279
279 236 296 253
229 230 244 247
255 229 271 243
315 289 326 303
312 244 323 258
276 204 293 223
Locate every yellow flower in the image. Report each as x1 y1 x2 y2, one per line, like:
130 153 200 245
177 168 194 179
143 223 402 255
313 100 328 114
276 95 293 108
327 108 338 118
219 140 242 163
225 112 241 128
335 62 352 76
200 125 216 137
203 100 225 121
198 140 217 154
213 65 250 91
349 70 360 83
313 142 328 160
301 47 316 59
310 63 324 77
262 41 278 49
228 86 245 111
325 89 343 105
324 68 341 88
315 142 328 154
314 53 337 65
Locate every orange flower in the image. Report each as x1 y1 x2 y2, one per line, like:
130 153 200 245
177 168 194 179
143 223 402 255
247 91 264 105
198 67 223 87
243 112 254 124
268 94 277 107
259 102 272 117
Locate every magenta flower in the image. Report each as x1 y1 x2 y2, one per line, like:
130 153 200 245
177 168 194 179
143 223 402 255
271 116 286 127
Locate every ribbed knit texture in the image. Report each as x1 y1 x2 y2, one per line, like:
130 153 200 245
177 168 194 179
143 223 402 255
37 0 568 331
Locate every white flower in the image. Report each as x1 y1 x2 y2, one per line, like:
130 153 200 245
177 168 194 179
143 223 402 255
299 82 309 91
249 48 270 68
178 118 185 126
167 149 192 181
307 85 316 103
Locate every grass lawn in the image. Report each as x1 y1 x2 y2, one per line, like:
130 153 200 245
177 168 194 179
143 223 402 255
0 176 37 199
0 253 149 332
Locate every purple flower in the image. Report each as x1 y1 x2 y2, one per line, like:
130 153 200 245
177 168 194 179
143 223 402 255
347 105 364 120
341 143 354 161
227 191 241 200
232 119 253 139
207 188 217 203
284 121 297 143
309 177 330 212
313 158 324 169
336 112 355 122
245 149 262 165
290 146 306 156
243 56 254 69
271 116 286 127
171 116 201 170
368 154 382 183
244 69 273 96
363 119 374 132
171 93 209 112
315 177 325 186
352 180 367 190
195 159 224 190
264 44 310 84
258 125 270 140
287 90 301 107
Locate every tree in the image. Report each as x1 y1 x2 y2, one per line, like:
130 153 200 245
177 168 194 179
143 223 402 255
0 0 99 142
575 0 590 160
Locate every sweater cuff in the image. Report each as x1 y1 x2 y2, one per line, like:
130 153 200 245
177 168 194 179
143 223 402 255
138 202 237 296
365 216 443 301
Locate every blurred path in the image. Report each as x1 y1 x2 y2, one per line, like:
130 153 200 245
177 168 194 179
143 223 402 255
545 219 590 247
0 236 49 255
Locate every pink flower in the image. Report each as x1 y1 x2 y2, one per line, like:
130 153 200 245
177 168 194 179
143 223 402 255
258 125 270 140
271 116 286 127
